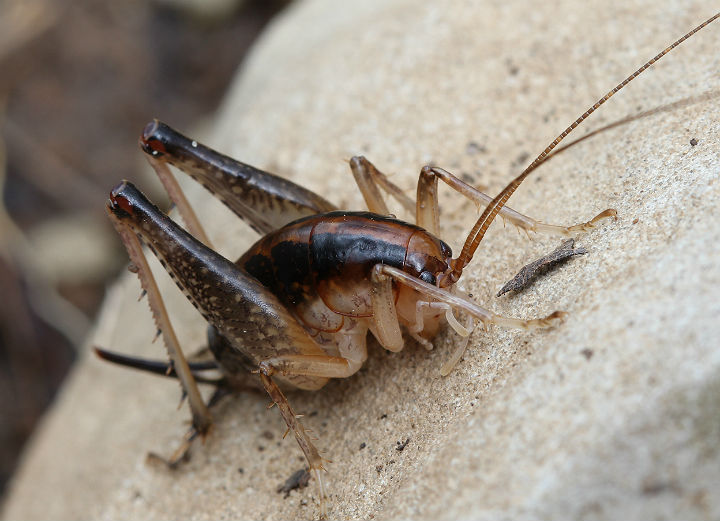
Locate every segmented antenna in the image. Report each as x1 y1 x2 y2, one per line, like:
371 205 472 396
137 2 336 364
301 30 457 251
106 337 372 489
443 12 719 285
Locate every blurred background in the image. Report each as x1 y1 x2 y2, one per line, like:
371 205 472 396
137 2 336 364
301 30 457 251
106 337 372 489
0 0 288 502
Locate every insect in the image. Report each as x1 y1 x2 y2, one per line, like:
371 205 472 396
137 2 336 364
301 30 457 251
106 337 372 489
96 13 718 520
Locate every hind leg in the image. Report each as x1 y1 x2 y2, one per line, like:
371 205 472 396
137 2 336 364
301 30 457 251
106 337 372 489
140 120 337 237
106 203 213 437
258 363 331 519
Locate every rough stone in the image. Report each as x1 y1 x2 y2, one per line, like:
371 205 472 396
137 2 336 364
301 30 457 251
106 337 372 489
3 1 719 520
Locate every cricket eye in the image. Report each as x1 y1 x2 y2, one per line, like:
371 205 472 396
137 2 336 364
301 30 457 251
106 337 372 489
419 271 436 285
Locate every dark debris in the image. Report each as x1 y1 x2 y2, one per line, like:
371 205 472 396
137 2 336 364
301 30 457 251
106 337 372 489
277 468 310 498
497 239 588 297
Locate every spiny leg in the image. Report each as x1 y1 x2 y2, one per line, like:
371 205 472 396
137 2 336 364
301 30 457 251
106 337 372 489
418 166 616 237
258 363 329 519
106 200 212 437
140 120 337 236
95 341 265 467
349 156 614 237
349 156 416 215
256 347 379 518
147 386 232 468
109 181 347 517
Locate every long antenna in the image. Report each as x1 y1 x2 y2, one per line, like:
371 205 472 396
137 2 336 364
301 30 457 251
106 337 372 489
442 12 719 286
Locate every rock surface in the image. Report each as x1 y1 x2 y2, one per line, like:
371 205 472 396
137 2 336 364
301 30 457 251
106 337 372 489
3 1 719 520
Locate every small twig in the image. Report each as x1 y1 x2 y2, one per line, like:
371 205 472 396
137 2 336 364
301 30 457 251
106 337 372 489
497 239 587 297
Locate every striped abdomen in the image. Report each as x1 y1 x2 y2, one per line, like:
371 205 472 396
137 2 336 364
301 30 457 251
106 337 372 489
239 211 451 333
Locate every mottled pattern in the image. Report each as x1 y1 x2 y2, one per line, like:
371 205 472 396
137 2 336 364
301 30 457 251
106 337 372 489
143 121 337 234
110 182 329 390
110 186 453 389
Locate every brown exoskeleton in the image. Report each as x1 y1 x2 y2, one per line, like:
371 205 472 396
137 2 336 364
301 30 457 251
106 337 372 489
96 13 718 519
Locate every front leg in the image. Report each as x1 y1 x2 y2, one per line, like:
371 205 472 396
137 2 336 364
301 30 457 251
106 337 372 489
377 264 565 331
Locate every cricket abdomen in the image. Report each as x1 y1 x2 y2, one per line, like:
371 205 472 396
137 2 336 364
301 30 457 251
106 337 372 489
239 211 426 332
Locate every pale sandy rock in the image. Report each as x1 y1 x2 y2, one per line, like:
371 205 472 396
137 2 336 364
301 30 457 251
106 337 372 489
3 1 719 520
26 213 121 285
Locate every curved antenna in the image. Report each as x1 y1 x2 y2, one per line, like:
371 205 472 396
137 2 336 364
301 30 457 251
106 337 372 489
442 12 719 286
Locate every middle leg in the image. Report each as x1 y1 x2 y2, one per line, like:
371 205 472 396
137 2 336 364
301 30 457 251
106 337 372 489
417 166 616 236
347 156 615 237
